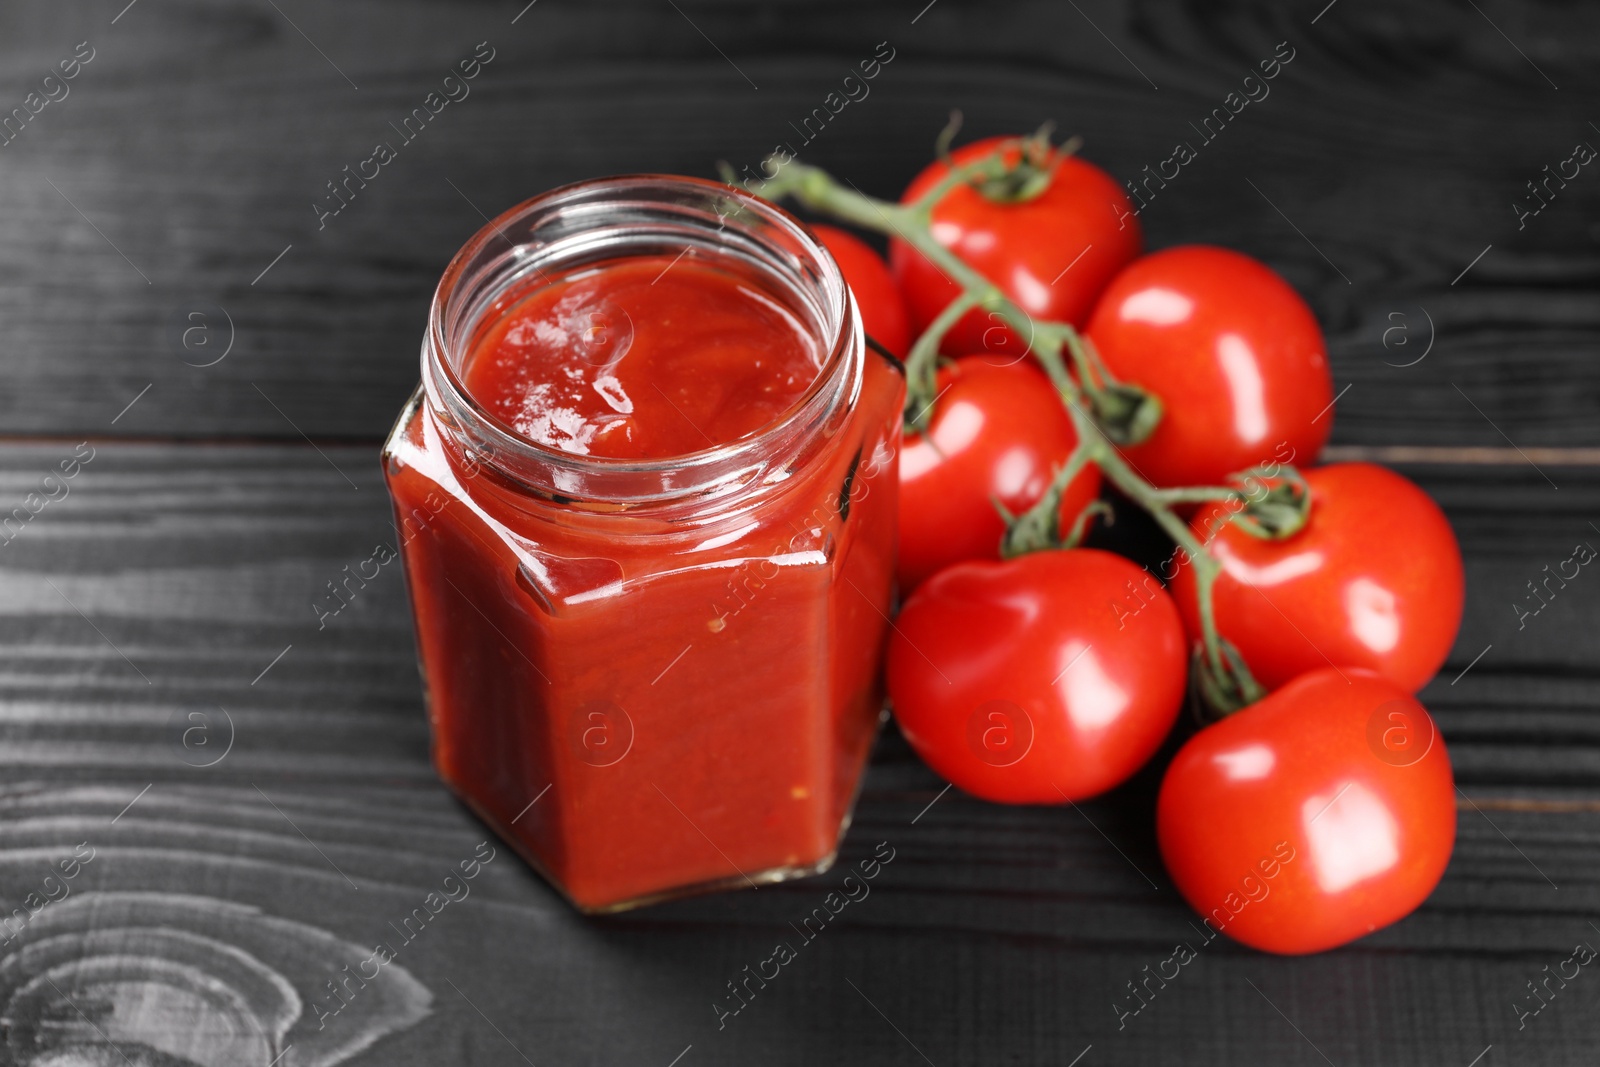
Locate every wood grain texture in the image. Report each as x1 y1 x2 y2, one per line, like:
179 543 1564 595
0 442 1596 1064
0 0 1597 443
2 1 1597 1063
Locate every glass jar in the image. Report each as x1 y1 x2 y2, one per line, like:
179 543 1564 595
382 176 904 913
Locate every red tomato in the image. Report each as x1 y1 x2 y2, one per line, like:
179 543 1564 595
1157 668 1455 954
1170 463 1464 693
889 136 1141 357
812 224 913 358
1084 245 1333 487
888 548 1187 803
898 356 1101 591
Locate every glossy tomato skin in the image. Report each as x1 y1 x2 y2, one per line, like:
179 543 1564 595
1170 463 1464 692
897 356 1101 591
1084 245 1333 487
1157 668 1455 955
889 136 1141 356
812 224 913 358
888 549 1187 803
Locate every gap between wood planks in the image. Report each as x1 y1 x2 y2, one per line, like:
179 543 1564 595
3 436 1600 468
1323 445 1600 466
1459 797 1600 813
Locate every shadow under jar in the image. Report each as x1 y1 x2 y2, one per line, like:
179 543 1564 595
382 176 904 913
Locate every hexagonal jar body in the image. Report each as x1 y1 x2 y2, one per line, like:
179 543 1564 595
381 176 903 912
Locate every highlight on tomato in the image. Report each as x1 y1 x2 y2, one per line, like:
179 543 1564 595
1170 462 1465 693
896 355 1101 591
1084 245 1333 487
887 549 1187 803
1156 668 1455 955
889 133 1142 358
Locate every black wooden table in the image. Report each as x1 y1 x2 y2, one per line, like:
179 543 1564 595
2 1 1597 1063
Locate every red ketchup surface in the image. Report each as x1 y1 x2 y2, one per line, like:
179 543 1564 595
384 247 903 912
465 256 821 459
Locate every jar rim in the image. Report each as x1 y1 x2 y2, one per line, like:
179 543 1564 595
421 174 861 502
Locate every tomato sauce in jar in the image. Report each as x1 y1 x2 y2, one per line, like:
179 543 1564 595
382 177 903 912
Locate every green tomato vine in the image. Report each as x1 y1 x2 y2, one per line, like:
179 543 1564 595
739 130 1313 716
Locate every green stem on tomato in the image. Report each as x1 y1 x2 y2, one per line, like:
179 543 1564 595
998 443 1094 558
745 151 1267 714
1154 486 1248 506
1058 325 1104 390
760 163 1014 324
903 289 986 431
907 143 1013 212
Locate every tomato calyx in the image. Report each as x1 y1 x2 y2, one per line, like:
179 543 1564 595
1159 465 1313 542
995 442 1100 558
1089 382 1163 445
1190 639 1268 720
901 349 944 435
928 113 1078 206
1047 326 1163 446
1228 466 1311 540
996 463 1111 558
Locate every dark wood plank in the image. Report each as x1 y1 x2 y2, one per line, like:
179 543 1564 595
0 440 1596 1064
0 0 1597 444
